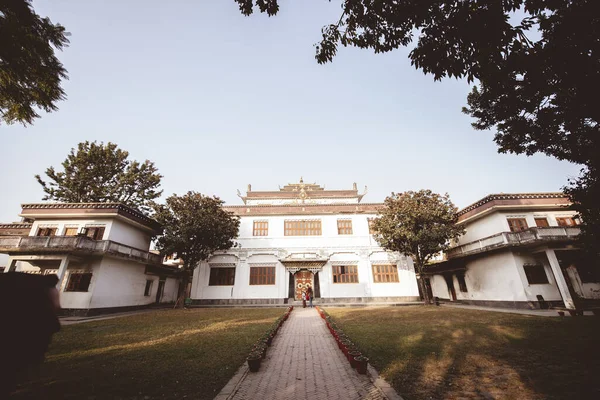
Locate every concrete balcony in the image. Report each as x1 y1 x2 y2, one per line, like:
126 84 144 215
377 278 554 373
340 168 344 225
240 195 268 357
0 235 163 265
447 226 581 259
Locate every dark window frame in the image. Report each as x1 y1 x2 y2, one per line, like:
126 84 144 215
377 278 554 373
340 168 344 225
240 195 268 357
36 227 57 237
332 265 359 283
249 266 276 285
456 271 468 292
65 272 93 292
534 217 549 228
523 264 549 285
144 280 153 296
209 267 236 286
252 220 269 236
372 264 399 283
507 218 529 232
83 226 106 240
337 219 353 235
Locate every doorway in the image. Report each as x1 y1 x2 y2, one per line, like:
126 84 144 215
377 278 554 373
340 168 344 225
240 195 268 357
443 274 457 301
294 270 313 300
155 279 165 304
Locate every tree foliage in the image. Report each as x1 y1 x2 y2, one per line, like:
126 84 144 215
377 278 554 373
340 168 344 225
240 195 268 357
152 193 240 272
234 0 599 254
36 141 162 213
373 190 464 303
152 192 240 303
0 0 69 125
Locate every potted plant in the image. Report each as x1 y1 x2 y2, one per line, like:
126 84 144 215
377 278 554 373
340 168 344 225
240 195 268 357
354 355 369 374
247 351 262 372
348 350 361 367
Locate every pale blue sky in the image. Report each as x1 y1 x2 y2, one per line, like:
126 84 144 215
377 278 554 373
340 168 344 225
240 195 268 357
0 0 581 224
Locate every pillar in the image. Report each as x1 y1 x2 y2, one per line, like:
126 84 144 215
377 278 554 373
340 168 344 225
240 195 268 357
55 256 70 291
545 249 576 310
3 258 17 273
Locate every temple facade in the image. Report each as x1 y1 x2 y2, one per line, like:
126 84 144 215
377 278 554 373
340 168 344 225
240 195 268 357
190 179 420 304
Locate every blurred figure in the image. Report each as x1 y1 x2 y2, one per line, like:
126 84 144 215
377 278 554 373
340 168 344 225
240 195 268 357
0 272 61 397
306 285 313 308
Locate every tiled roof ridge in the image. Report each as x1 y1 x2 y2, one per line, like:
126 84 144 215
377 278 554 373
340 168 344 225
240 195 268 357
20 202 157 225
457 192 567 216
0 223 32 228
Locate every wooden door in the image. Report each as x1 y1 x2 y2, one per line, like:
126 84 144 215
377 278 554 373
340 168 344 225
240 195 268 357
155 280 165 304
294 271 313 300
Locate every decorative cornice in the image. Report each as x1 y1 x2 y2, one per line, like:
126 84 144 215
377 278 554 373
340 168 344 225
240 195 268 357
457 193 568 217
0 223 32 229
20 203 162 232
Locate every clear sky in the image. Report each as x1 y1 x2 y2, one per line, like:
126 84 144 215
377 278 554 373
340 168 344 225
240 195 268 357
0 0 581 224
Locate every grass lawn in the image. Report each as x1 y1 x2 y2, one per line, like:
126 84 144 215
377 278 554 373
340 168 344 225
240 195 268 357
325 306 600 400
12 308 284 399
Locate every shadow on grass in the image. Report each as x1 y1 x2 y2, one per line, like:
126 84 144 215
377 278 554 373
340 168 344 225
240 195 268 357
327 306 600 400
12 308 284 400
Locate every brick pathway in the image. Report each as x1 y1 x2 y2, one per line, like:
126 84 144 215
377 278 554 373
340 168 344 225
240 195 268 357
224 307 389 400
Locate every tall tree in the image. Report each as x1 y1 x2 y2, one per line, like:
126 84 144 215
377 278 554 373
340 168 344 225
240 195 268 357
1 0 69 125
234 0 600 256
152 192 240 306
373 190 464 304
36 141 162 213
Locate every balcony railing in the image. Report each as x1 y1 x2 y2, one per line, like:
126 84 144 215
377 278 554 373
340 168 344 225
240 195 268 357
0 235 163 265
447 226 581 259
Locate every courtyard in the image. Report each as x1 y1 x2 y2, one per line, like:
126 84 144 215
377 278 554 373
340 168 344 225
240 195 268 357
11 306 600 399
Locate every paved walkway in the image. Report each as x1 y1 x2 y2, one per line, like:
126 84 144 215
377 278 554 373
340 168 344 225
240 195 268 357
220 307 396 400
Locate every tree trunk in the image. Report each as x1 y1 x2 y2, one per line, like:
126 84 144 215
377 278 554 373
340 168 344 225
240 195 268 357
175 270 191 309
418 275 432 305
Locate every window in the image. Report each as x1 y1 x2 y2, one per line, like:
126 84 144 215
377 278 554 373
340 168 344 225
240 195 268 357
368 218 377 234
456 272 468 292
83 226 105 240
523 264 549 284
507 218 528 232
372 264 399 283
209 268 235 286
65 273 93 292
534 218 549 228
332 265 359 283
249 266 275 285
556 217 577 227
337 219 353 235
36 227 57 237
253 221 268 236
63 227 79 236
144 280 153 296
284 220 321 236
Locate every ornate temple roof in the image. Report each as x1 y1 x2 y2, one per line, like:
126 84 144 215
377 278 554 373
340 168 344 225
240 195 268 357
237 178 368 205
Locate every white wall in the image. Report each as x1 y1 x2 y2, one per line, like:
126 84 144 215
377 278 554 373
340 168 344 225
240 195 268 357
431 251 528 302
458 210 580 245
30 218 113 239
162 277 179 303
513 252 562 302
27 217 152 250
59 259 102 309
88 258 155 308
107 218 151 250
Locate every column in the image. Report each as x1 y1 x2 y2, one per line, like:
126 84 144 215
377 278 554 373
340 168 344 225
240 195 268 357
55 256 70 291
545 249 575 310
3 258 17 273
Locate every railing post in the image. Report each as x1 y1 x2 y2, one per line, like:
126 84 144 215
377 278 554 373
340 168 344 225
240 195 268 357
45 236 51 247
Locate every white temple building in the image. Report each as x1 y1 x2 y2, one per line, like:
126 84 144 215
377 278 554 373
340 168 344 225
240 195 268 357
190 179 421 304
425 193 600 310
0 203 179 315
